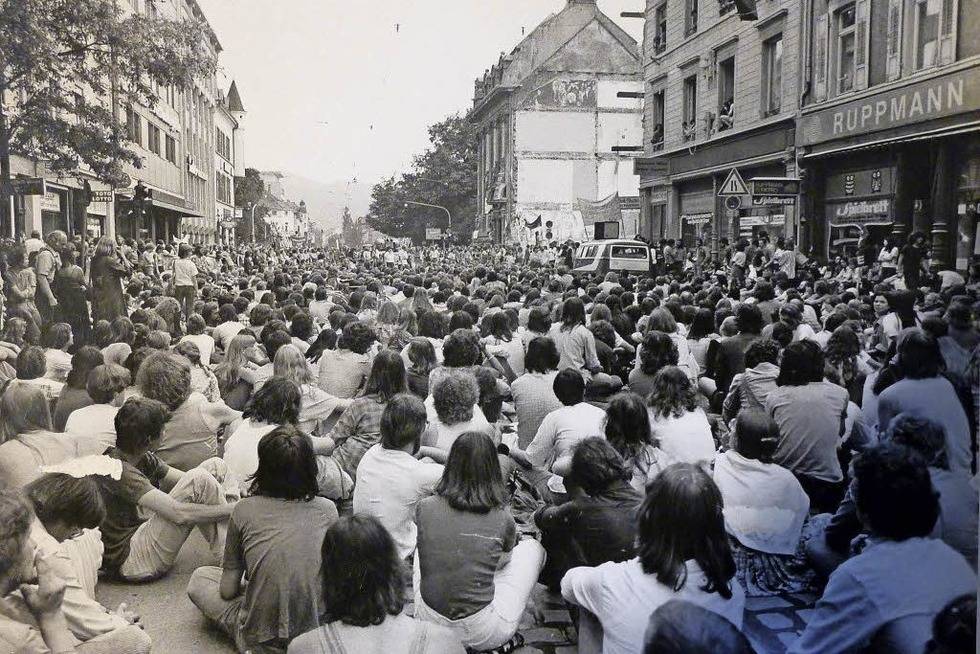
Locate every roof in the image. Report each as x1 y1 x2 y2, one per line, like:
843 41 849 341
226 81 244 113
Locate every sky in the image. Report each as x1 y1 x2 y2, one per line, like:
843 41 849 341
197 0 643 187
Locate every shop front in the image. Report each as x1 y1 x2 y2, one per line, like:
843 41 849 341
797 62 980 269
40 186 69 235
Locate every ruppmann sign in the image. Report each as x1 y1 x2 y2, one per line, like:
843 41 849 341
798 66 979 146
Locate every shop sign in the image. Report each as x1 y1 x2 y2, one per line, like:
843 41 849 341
752 195 796 206
11 177 45 195
425 227 443 240
826 167 894 200
620 196 640 210
90 190 113 202
741 214 785 227
40 191 61 212
681 212 713 225
798 66 980 146
649 188 668 204
827 199 891 225
750 178 800 196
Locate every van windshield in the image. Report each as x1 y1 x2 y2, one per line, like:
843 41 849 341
576 244 601 259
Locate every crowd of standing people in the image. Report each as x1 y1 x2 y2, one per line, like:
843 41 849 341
0 227 976 654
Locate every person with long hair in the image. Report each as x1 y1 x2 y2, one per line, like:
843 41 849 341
549 296 602 381
288 515 464 654
510 336 563 450
647 366 716 466
4 244 42 331
481 310 525 378
405 336 437 398
188 425 338 654
629 331 679 397
414 432 545 652
561 462 744 654
273 344 349 436
215 331 259 411
765 340 849 512
52 345 104 431
0 382 103 488
174 340 221 403
604 391 673 491
326 349 406 481
375 300 411 351
90 235 130 323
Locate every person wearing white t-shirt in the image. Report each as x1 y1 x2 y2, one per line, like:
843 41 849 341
354 394 444 560
179 314 216 368
212 303 246 351
64 363 130 449
510 369 606 473
646 366 716 467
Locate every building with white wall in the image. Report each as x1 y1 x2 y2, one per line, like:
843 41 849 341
469 0 644 244
215 81 245 245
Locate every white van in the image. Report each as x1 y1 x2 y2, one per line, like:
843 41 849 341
572 239 656 276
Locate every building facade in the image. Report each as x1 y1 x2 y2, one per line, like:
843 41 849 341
9 0 235 245
635 0 803 252
259 171 309 246
795 0 979 269
214 81 245 245
469 0 644 244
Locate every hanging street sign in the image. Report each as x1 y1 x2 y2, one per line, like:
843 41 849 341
749 177 801 196
718 168 749 196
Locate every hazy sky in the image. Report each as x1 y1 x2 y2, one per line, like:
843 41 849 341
198 0 642 186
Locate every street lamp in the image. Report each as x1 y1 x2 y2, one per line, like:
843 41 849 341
404 200 452 228
245 201 258 242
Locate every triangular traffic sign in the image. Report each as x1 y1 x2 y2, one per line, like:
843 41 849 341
718 168 749 196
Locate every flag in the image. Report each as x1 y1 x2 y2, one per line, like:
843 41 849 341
576 193 622 226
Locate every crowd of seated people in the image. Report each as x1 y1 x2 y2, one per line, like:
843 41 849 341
0 230 977 653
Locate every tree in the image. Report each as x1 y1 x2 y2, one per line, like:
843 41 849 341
0 0 217 221
367 112 478 242
234 168 269 243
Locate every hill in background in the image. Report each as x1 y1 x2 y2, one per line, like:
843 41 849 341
277 172 373 234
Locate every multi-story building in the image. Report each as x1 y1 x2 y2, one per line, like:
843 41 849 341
469 0 644 244
10 0 232 245
215 81 246 245
259 171 309 245
634 0 802 251
795 0 979 268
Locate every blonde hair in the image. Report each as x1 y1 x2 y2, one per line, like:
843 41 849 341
273 344 312 386
94 235 116 258
216 332 255 389
0 381 52 442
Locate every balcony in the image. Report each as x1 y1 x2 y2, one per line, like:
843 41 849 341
651 125 664 151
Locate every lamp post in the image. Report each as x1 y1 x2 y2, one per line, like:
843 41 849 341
245 202 258 242
404 200 452 228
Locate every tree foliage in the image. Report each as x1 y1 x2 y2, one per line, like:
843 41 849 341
367 112 477 241
233 168 269 243
0 0 217 202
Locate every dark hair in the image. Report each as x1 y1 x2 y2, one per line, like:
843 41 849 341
25 473 106 532
527 306 552 334
245 377 301 424
886 412 949 470
434 431 506 513
363 349 407 402
605 391 655 463
638 463 735 598
417 311 445 339
43 322 73 350
525 336 559 373
640 331 679 375
570 437 631 495
898 329 942 379
261 329 293 362
735 303 763 335
647 366 698 419
380 393 427 450
553 368 585 406
320 515 406 627
687 308 715 340
560 297 586 331
644 600 756 654
744 338 780 369
926 595 976 654
86 363 131 404
732 409 778 463
442 329 480 368
290 312 313 340
340 321 377 355
776 340 824 386
186 313 206 335
65 346 104 389
853 443 939 540
15 345 46 380
114 397 172 456
247 424 319 501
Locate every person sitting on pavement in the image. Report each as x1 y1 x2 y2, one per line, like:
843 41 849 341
64 364 130 449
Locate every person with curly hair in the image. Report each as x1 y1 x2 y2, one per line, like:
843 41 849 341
317 320 376 399
137 350 241 471
288 515 464 653
721 338 781 424
628 331 679 398
424 371 494 451
647 366 715 467
603 391 674 492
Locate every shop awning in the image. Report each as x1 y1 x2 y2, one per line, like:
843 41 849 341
151 197 203 218
802 120 980 159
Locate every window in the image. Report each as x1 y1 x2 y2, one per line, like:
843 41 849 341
716 55 735 132
682 74 698 142
215 128 232 161
651 89 665 150
216 172 232 204
718 0 737 15
834 4 857 94
913 0 941 69
654 3 667 53
126 107 142 146
762 35 783 116
147 123 161 155
686 0 699 35
165 135 176 163
610 245 649 259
